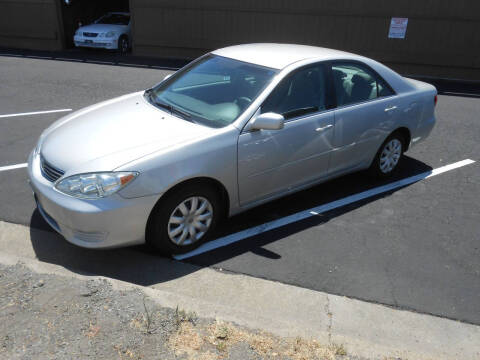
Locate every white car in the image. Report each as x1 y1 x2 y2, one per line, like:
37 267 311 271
73 12 131 53
29 44 436 254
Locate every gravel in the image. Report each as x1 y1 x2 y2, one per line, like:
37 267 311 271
0 263 375 360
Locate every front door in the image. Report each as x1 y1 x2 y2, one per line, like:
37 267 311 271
237 63 335 206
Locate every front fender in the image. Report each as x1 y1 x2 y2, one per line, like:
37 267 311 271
116 127 240 214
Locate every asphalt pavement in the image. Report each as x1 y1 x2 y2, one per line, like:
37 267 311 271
0 53 478 326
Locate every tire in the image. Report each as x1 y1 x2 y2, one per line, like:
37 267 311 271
369 132 405 178
146 184 222 255
118 35 129 54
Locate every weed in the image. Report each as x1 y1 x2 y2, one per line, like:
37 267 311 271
332 343 347 356
214 325 229 340
174 305 197 328
216 341 227 352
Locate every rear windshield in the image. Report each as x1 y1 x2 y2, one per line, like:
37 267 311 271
97 14 130 25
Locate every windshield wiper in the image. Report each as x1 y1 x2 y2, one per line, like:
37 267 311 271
154 100 172 113
170 105 191 120
145 90 192 121
144 88 155 103
145 89 170 111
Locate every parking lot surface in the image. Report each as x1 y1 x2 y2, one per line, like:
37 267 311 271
0 54 479 325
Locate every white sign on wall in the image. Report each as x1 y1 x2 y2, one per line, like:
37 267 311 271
388 17 408 39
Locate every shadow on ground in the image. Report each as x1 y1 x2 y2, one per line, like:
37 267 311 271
30 156 432 286
29 216 200 286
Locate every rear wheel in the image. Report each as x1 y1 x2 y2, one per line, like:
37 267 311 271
146 184 222 255
369 132 405 178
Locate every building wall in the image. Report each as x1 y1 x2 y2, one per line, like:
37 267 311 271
130 0 480 80
0 0 63 51
0 0 478 80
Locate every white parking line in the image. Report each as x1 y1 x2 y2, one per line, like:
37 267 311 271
0 109 72 118
0 163 27 172
174 159 476 261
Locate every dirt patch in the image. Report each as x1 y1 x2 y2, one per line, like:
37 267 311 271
0 263 375 359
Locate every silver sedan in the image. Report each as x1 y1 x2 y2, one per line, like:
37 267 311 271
28 43 437 254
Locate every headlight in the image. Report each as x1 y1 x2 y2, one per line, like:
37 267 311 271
55 172 138 199
105 31 116 38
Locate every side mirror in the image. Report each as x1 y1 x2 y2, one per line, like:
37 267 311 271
249 112 284 131
163 74 172 81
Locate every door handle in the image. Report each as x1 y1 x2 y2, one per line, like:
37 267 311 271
384 106 398 112
315 124 333 132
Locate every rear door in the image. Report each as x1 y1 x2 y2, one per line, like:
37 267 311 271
237 63 336 205
329 61 399 174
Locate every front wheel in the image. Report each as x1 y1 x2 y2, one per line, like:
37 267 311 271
146 184 221 255
118 36 129 54
369 133 405 178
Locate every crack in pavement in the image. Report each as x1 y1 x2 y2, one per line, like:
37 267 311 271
384 263 399 308
324 294 333 344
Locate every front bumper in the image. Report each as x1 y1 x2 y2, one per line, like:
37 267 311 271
27 151 159 249
73 35 118 49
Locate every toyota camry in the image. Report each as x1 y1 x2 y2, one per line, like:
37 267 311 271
28 44 437 254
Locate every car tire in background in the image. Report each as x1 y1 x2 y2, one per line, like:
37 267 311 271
118 35 129 54
146 183 223 255
369 131 406 178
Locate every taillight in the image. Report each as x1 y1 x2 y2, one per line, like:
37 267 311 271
434 95 438 106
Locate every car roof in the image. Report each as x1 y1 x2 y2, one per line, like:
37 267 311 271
212 43 414 98
212 43 359 70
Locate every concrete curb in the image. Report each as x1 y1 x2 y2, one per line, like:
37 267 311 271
0 221 479 359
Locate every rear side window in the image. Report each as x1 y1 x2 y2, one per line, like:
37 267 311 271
262 64 328 120
331 62 394 107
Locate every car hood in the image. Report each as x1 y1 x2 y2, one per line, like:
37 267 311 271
40 92 213 174
78 23 127 33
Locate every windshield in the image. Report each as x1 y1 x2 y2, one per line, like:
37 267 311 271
97 14 130 25
147 55 278 128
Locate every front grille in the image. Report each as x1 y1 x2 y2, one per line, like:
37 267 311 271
83 32 98 37
40 156 64 182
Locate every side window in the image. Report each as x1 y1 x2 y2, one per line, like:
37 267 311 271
331 63 394 107
262 65 327 120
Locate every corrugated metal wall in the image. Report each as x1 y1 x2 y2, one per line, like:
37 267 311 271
0 0 63 51
130 0 480 80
